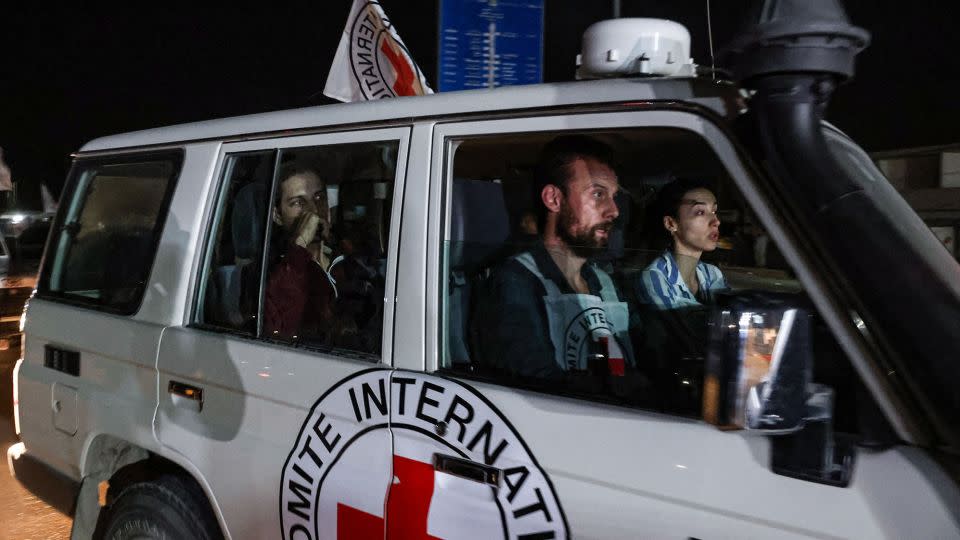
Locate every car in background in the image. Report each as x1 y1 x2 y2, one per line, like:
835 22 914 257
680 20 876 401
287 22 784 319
0 210 50 414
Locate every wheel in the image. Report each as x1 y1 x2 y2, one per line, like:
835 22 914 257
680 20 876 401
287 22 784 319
94 474 222 540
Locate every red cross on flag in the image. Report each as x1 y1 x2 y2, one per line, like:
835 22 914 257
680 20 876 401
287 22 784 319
323 0 434 102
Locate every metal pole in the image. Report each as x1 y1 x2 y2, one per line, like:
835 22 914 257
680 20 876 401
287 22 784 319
612 0 621 18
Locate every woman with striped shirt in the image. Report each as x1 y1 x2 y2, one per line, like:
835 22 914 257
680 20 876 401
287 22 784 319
636 178 727 310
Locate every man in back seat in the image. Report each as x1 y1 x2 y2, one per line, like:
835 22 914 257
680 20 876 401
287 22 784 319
264 163 340 340
474 135 635 379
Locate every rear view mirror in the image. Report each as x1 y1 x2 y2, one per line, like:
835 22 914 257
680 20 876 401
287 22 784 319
702 292 813 433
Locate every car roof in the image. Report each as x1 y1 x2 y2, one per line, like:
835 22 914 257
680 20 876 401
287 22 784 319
80 77 739 153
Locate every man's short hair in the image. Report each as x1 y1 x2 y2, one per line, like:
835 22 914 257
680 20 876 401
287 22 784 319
532 135 616 227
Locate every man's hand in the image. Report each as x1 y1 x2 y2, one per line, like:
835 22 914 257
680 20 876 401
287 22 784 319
292 211 323 248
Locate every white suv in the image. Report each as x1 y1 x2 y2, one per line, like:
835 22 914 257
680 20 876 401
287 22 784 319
9 13 960 540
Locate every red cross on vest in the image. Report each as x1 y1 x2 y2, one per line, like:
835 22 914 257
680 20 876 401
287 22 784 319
337 455 441 540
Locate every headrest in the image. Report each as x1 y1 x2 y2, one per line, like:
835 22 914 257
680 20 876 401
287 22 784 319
231 182 267 261
449 179 510 270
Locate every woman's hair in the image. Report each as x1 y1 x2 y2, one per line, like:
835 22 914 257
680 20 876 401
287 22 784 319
654 177 716 219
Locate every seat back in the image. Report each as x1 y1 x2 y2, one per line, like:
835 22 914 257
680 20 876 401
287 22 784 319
449 179 511 271
208 181 266 331
212 265 245 327
447 179 511 366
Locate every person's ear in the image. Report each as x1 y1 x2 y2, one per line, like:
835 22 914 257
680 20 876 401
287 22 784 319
541 184 563 214
663 215 678 234
272 206 283 227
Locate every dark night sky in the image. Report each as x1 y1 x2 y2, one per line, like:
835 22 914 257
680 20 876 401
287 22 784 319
2 1 957 207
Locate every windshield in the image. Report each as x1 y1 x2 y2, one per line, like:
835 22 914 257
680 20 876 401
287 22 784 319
823 126 960 443
823 128 960 275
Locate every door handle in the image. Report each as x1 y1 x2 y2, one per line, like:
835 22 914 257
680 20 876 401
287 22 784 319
434 453 500 487
168 380 203 412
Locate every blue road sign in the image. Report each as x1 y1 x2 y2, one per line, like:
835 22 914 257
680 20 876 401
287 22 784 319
438 0 545 92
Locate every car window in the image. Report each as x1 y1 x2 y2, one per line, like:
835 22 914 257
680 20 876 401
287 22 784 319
198 140 399 362
197 151 275 334
439 128 870 434
39 153 181 314
262 141 397 359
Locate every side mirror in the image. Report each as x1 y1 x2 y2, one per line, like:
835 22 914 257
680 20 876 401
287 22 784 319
703 292 856 487
702 292 812 432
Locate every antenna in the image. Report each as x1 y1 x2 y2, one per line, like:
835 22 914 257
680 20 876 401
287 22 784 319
706 0 716 79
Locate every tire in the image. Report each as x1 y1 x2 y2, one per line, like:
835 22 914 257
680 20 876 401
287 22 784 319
94 474 222 540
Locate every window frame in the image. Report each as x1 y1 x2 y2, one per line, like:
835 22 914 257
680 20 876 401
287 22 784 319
189 128 412 367
190 148 278 337
424 108 864 416
36 149 184 316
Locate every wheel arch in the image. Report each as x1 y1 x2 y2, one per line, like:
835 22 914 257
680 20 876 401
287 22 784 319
72 433 228 539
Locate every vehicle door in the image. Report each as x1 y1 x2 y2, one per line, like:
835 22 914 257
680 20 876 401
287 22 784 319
154 127 410 539
387 109 960 539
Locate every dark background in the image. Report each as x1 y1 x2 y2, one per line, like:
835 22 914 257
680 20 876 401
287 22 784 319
2 1 956 207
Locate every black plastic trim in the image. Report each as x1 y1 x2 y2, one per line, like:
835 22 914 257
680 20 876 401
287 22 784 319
8 448 80 517
44 345 80 376
434 453 501 486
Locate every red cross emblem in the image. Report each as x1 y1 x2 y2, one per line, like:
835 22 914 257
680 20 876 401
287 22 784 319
337 455 441 540
379 40 418 97
280 371 567 540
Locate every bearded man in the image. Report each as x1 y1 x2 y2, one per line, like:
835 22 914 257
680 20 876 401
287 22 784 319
475 135 635 379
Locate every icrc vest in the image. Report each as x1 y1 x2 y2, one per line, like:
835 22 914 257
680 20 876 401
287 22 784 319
514 253 634 373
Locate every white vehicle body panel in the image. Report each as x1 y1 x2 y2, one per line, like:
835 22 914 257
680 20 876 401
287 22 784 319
17 300 163 478
140 142 223 325
155 330 391 538
79 79 728 153
452 380 959 539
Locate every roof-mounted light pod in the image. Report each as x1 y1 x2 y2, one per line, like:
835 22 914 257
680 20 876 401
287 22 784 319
577 18 695 79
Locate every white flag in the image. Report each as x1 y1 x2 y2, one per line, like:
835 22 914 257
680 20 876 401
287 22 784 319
41 184 58 213
0 147 12 192
323 0 434 102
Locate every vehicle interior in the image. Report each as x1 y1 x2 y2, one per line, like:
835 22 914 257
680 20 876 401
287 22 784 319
201 142 397 358
441 128 880 440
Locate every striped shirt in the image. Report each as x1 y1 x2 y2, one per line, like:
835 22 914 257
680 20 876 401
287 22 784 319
636 251 727 310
